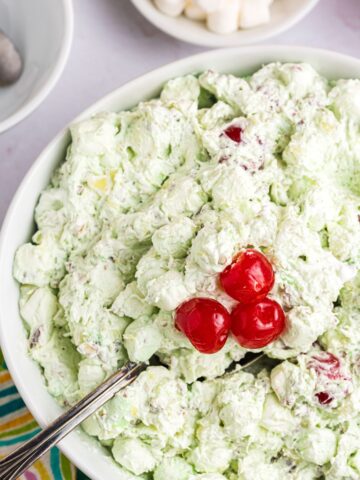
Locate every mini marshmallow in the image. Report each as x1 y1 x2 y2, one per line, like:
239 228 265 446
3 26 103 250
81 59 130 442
154 0 273 32
196 0 224 13
154 0 186 17
207 0 241 34
184 0 207 21
239 0 273 29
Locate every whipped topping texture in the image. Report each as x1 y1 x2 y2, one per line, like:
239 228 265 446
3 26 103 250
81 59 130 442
14 63 360 479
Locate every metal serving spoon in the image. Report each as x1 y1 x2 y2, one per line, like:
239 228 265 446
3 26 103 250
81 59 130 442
0 353 264 479
0 30 22 86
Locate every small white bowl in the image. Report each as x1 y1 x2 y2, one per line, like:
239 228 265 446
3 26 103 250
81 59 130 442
1 46 360 480
131 0 319 47
0 0 73 133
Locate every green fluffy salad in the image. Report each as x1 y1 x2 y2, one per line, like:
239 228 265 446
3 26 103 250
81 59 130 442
14 63 360 479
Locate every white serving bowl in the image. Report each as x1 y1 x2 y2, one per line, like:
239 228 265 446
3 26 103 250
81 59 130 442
1 46 360 480
0 0 73 133
131 0 319 47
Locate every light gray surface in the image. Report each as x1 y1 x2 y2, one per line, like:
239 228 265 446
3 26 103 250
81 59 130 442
0 0 359 226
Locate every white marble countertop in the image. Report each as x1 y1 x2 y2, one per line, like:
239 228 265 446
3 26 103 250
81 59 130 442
0 0 359 225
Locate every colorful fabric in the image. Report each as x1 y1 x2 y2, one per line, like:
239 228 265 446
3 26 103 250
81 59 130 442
0 350 89 480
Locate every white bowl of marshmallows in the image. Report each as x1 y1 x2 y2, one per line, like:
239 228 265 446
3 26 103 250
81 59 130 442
131 0 320 46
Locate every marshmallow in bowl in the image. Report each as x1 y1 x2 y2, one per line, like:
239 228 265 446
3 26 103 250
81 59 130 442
184 0 206 21
154 0 186 17
206 0 241 35
239 0 273 29
154 0 274 33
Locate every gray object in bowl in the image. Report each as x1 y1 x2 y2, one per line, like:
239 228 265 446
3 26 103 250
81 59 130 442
0 30 22 86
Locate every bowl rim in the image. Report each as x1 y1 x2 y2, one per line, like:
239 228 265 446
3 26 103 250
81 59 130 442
131 0 320 47
1 45 360 480
0 0 74 134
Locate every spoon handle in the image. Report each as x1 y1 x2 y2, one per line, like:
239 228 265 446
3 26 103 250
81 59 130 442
0 361 146 480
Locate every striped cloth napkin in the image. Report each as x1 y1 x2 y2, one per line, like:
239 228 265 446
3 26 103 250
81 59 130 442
0 350 89 480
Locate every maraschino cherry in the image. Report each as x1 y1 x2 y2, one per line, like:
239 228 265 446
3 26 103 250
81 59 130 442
220 249 275 304
175 298 230 354
231 298 285 349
